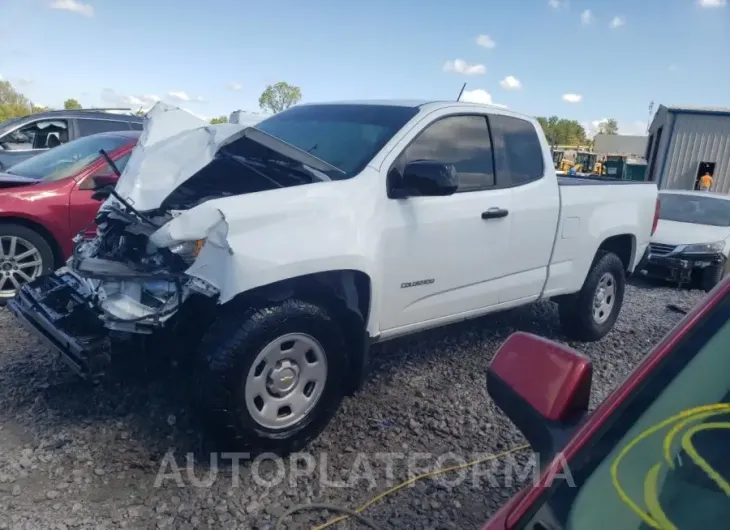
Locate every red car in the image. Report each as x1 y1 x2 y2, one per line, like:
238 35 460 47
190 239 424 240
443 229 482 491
484 275 730 530
0 131 139 300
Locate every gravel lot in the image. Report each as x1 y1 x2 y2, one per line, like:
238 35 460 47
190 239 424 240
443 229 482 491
0 280 708 530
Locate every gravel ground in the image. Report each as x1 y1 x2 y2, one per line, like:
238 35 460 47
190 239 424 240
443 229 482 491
0 280 708 530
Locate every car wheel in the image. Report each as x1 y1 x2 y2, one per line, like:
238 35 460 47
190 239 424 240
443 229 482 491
196 298 348 455
0 224 55 304
700 259 726 293
558 251 626 342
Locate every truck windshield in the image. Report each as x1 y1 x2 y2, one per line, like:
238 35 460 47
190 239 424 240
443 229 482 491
518 289 730 530
6 134 129 182
658 193 730 227
254 104 419 178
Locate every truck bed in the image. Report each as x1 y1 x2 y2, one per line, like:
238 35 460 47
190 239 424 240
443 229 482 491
558 176 652 186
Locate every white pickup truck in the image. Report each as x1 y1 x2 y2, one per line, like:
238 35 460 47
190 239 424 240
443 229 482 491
8 101 659 453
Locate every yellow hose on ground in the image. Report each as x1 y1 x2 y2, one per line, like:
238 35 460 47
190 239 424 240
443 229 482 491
312 444 530 530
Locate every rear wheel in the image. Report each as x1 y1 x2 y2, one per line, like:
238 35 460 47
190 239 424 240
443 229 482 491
0 224 55 302
558 251 626 342
196 298 348 455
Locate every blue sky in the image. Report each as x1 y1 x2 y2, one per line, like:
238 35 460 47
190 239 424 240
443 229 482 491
0 0 728 135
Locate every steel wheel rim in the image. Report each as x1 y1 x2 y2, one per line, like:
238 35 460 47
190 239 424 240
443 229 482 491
592 272 616 325
0 236 43 298
244 332 328 430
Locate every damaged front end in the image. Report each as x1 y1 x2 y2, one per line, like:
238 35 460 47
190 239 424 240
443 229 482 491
9 199 228 378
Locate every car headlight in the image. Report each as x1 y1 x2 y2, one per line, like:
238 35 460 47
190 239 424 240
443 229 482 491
678 241 725 254
169 239 205 260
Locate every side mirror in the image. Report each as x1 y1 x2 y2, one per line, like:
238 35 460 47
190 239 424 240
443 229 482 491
486 332 592 462
89 173 119 201
92 173 119 189
395 160 458 198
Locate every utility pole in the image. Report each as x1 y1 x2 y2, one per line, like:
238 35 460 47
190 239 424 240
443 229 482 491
647 101 654 134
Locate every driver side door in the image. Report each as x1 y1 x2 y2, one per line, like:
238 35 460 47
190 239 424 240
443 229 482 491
68 151 131 239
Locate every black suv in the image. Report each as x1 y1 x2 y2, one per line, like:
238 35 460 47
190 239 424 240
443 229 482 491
0 108 143 170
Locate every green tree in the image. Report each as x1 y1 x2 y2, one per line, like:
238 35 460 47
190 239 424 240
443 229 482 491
210 116 228 124
598 118 619 135
134 109 145 116
63 98 82 110
536 115 587 146
258 81 302 114
0 80 32 122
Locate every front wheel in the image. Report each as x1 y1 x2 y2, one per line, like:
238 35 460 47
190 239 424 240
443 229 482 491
700 259 727 293
196 298 348 455
558 251 626 342
0 224 55 303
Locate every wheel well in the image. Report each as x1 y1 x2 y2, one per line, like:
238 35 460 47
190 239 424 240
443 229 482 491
224 270 372 394
0 217 63 267
597 234 634 271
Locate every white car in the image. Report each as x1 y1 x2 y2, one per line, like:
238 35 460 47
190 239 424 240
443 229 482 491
643 190 730 291
9 100 659 453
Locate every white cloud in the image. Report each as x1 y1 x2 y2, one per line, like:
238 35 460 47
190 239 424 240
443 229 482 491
443 59 486 75
460 88 508 108
548 0 568 8
562 93 583 103
227 81 243 91
17 77 33 87
101 89 160 111
698 0 726 7
167 91 205 103
500 76 522 90
475 34 496 49
609 16 625 28
49 0 94 17
580 9 594 24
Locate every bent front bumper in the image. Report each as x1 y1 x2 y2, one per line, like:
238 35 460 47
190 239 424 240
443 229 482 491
7 272 111 378
642 251 725 283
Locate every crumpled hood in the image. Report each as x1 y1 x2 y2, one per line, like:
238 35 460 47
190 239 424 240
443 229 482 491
108 102 256 212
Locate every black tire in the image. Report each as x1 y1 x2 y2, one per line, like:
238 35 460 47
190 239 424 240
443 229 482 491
558 251 626 342
700 259 726 293
196 298 348 455
0 223 55 304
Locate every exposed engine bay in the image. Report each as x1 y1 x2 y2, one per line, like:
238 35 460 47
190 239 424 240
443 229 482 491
55 102 337 335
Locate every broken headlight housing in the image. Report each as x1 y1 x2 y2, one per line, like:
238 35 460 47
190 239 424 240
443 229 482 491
169 239 205 262
679 241 724 255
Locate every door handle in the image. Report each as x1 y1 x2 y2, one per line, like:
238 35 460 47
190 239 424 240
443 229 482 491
481 207 509 220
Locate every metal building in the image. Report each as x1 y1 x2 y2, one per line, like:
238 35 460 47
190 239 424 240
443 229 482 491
646 105 730 193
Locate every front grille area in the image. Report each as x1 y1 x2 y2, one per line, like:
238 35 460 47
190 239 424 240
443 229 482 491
650 242 677 256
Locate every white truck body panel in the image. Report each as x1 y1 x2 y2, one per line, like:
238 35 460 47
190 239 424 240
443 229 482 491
147 101 658 341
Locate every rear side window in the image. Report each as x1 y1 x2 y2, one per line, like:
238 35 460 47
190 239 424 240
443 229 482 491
490 115 544 186
129 122 144 131
403 115 495 191
77 118 133 136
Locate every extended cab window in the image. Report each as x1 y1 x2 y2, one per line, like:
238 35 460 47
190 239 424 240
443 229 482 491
522 293 730 530
404 115 495 191
489 114 544 186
